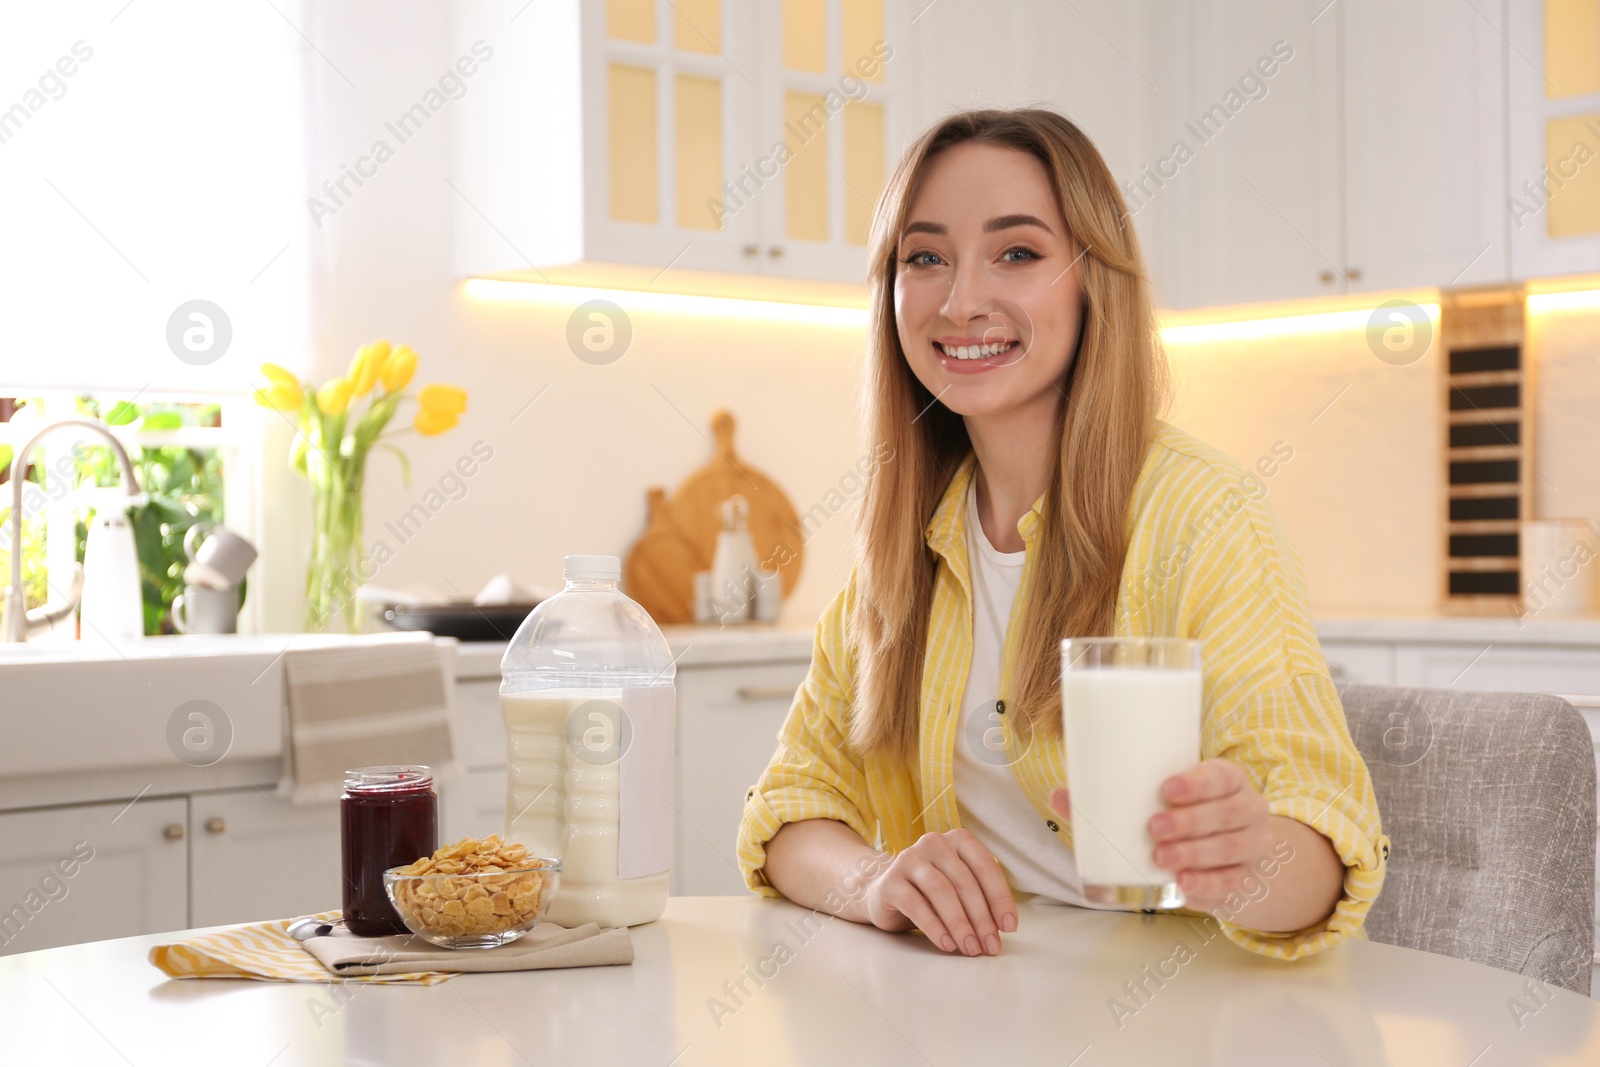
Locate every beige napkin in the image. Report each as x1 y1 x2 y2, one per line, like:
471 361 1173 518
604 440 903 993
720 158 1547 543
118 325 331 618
301 920 635 976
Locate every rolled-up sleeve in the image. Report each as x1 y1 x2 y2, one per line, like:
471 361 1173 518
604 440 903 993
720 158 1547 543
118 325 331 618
736 572 877 895
1155 463 1390 959
1204 673 1390 958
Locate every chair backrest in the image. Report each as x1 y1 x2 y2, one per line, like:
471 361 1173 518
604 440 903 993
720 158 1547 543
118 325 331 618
1336 682 1595 995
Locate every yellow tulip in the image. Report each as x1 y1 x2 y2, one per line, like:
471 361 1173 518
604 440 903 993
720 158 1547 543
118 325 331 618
253 381 304 411
317 377 353 416
380 345 417 393
417 383 468 417
261 362 299 390
347 340 389 397
414 408 459 436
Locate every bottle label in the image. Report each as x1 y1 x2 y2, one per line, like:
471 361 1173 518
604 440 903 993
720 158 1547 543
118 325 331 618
618 685 675 879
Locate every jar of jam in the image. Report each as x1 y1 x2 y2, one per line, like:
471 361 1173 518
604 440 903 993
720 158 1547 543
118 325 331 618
341 765 438 937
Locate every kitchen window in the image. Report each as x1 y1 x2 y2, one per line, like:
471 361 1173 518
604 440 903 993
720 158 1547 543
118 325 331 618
0 392 257 636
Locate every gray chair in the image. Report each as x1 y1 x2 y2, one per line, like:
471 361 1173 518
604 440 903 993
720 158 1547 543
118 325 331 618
1337 682 1596 995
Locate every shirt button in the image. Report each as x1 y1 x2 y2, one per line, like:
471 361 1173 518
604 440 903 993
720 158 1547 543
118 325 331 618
1046 820 1059 832
995 700 1006 715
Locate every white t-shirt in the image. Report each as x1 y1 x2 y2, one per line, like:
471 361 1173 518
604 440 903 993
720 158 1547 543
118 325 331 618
953 473 1097 907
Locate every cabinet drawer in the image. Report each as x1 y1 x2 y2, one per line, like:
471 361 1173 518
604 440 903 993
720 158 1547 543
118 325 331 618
1394 644 1600 696
1321 641 1396 686
674 660 810 896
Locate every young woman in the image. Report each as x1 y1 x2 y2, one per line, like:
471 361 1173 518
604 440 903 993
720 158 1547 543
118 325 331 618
735 108 1389 960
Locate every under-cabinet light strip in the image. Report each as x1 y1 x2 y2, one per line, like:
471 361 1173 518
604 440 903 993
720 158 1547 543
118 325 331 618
463 278 871 327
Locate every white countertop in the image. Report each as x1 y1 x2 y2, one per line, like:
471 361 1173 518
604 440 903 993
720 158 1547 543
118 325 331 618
6 895 1598 1065
452 620 817 679
1316 613 1600 646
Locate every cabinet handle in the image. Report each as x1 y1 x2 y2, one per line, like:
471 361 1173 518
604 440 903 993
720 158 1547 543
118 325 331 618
766 246 784 259
162 823 185 841
204 817 226 834
742 243 760 257
735 686 798 701
1346 267 1362 282
1319 270 1335 284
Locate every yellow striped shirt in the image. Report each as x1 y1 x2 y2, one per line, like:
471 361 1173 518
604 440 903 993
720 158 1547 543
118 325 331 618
736 421 1389 959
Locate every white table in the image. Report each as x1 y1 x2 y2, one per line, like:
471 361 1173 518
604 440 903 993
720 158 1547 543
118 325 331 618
6 897 1599 1066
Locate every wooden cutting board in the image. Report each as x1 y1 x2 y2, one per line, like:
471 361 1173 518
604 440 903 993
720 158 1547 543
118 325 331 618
623 487 702 625
623 410 803 624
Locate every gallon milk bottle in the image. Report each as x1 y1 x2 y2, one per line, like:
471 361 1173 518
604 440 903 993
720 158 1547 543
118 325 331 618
500 554 675 927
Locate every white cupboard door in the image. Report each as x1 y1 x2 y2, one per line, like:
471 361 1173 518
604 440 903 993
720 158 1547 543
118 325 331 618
1154 0 1343 309
188 788 342 928
587 0 762 275
1507 0 1600 280
440 766 509 846
0 797 187 955
754 0 907 283
673 661 809 895
1342 0 1508 292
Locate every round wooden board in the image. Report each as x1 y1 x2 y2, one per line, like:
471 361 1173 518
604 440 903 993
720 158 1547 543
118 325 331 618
666 411 803 600
623 487 702 625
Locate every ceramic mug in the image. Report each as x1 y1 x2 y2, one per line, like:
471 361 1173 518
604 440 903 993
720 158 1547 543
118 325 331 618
171 585 239 635
183 522 257 590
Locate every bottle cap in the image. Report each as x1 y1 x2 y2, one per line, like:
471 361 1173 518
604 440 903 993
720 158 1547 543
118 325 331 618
564 554 621 581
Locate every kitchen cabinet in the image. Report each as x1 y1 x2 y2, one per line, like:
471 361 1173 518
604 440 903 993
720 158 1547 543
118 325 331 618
1507 1 1600 280
0 798 187 955
187 788 341 929
1341 0 1508 293
1152 0 1509 309
673 659 807 895
453 0 908 286
1151 0 1342 310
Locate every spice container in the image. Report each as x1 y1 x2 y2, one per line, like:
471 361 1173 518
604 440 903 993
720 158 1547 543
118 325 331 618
340 765 438 936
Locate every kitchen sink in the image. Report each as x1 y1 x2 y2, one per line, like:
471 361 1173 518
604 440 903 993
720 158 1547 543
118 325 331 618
0 635 352 782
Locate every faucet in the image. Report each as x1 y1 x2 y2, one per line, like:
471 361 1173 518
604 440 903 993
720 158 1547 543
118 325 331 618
4 417 141 642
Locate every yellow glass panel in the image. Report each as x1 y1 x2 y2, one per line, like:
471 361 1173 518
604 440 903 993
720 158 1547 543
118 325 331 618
842 0 885 82
673 0 721 53
844 102 885 245
609 64 658 224
676 74 723 230
783 0 827 73
1545 114 1600 236
785 91 829 241
1546 0 1600 98
607 0 655 43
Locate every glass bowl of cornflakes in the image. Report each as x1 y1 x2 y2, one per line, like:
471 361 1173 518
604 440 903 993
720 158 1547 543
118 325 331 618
383 835 561 949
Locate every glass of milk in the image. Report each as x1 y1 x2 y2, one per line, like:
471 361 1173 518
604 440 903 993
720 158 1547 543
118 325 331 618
1060 636 1202 910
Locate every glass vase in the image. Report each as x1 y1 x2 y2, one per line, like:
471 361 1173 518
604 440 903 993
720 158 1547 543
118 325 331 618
305 456 365 633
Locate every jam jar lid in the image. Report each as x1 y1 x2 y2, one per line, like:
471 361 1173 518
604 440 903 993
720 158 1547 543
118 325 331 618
343 765 434 794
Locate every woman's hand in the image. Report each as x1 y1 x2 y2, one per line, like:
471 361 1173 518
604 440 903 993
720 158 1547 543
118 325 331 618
862 828 1017 956
1049 758 1273 913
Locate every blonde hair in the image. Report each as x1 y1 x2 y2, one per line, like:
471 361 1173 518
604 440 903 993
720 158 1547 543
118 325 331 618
848 107 1172 761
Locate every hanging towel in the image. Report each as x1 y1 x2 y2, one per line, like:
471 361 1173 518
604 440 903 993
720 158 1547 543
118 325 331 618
279 632 455 804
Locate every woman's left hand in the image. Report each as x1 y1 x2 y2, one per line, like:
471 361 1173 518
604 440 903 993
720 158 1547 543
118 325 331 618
1048 758 1273 912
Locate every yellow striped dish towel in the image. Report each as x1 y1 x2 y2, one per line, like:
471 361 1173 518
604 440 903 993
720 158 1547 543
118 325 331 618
148 913 454 985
